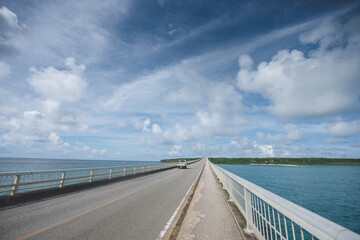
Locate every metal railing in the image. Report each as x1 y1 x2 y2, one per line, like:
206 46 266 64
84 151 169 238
209 161 360 240
0 163 177 197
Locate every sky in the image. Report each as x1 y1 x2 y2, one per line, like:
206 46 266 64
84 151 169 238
0 0 359 161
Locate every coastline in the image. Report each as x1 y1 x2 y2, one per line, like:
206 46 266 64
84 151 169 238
248 163 298 166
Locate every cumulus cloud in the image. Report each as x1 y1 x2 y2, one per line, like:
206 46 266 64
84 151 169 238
229 137 275 157
237 16 360 120
159 68 244 142
118 63 245 144
90 148 107 157
0 58 88 153
191 142 223 156
26 58 88 133
73 141 107 158
0 110 70 153
29 57 87 103
48 132 70 149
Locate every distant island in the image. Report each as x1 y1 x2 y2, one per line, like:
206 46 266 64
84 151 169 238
210 158 360 166
161 157 360 166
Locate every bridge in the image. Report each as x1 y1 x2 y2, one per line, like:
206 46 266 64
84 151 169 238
0 158 359 240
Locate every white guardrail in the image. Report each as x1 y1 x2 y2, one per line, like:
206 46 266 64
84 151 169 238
0 163 177 197
209 161 360 240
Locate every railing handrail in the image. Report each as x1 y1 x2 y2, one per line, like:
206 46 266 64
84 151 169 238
0 162 178 197
0 162 171 176
0 159 202 198
209 161 360 240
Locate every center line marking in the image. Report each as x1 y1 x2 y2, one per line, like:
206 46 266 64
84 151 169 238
16 171 181 240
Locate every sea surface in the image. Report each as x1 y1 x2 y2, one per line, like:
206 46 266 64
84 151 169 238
219 164 360 234
0 157 158 173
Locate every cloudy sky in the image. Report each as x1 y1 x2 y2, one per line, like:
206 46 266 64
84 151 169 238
0 0 359 160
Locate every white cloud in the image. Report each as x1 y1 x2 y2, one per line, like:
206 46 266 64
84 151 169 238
23 110 44 120
0 58 89 152
73 141 107 158
0 110 70 153
228 137 275 157
112 62 245 145
29 57 87 103
299 17 342 49
105 69 173 112
191 142 224 156
328 120 360 138
132 118 152 132
1 4 359 159
257 124 305 145
90 148 107 157
168 145 183 156
48 132 69 148
0 6 23 51
237 16 360 120
238 54 253 70
0 6 20 30
19 0 131 66
0 6 24 80
254 143 275 157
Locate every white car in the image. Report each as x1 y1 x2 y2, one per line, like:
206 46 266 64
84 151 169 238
177 160 187 169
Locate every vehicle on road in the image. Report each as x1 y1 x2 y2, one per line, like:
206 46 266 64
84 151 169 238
177 160 187 169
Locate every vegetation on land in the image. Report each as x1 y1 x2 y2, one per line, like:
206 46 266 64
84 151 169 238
208 158 360 166
160 157 200 163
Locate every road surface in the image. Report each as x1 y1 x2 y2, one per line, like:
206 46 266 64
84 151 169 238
0 159 205 240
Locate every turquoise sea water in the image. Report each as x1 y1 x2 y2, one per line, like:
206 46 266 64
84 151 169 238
219 164 360 234
0 157 157 173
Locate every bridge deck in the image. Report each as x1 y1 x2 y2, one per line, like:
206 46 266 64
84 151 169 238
0 160 204 240
177 160 244 240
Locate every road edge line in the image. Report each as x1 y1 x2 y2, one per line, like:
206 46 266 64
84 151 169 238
157 158 206 240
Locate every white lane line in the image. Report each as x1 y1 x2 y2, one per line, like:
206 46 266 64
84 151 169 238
156 161 203 240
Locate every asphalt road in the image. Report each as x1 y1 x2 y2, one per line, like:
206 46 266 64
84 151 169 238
0 159 205 240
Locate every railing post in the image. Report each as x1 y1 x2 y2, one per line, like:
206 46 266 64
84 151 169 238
142 166 144 173
228 178 234 202
124 167 126 176
134 167 136 175
60 171 66 188
109 169 113 179
245 188 254 233
11 174 21 196
149 165 151 172
89 170 94 182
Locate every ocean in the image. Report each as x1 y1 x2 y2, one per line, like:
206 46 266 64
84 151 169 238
220 164 360 234
0 157 158 173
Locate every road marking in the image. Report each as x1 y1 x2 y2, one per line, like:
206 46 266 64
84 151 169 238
157 161 204 240
16 171 182 240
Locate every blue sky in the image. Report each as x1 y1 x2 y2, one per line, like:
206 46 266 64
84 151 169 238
0 0 359 160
